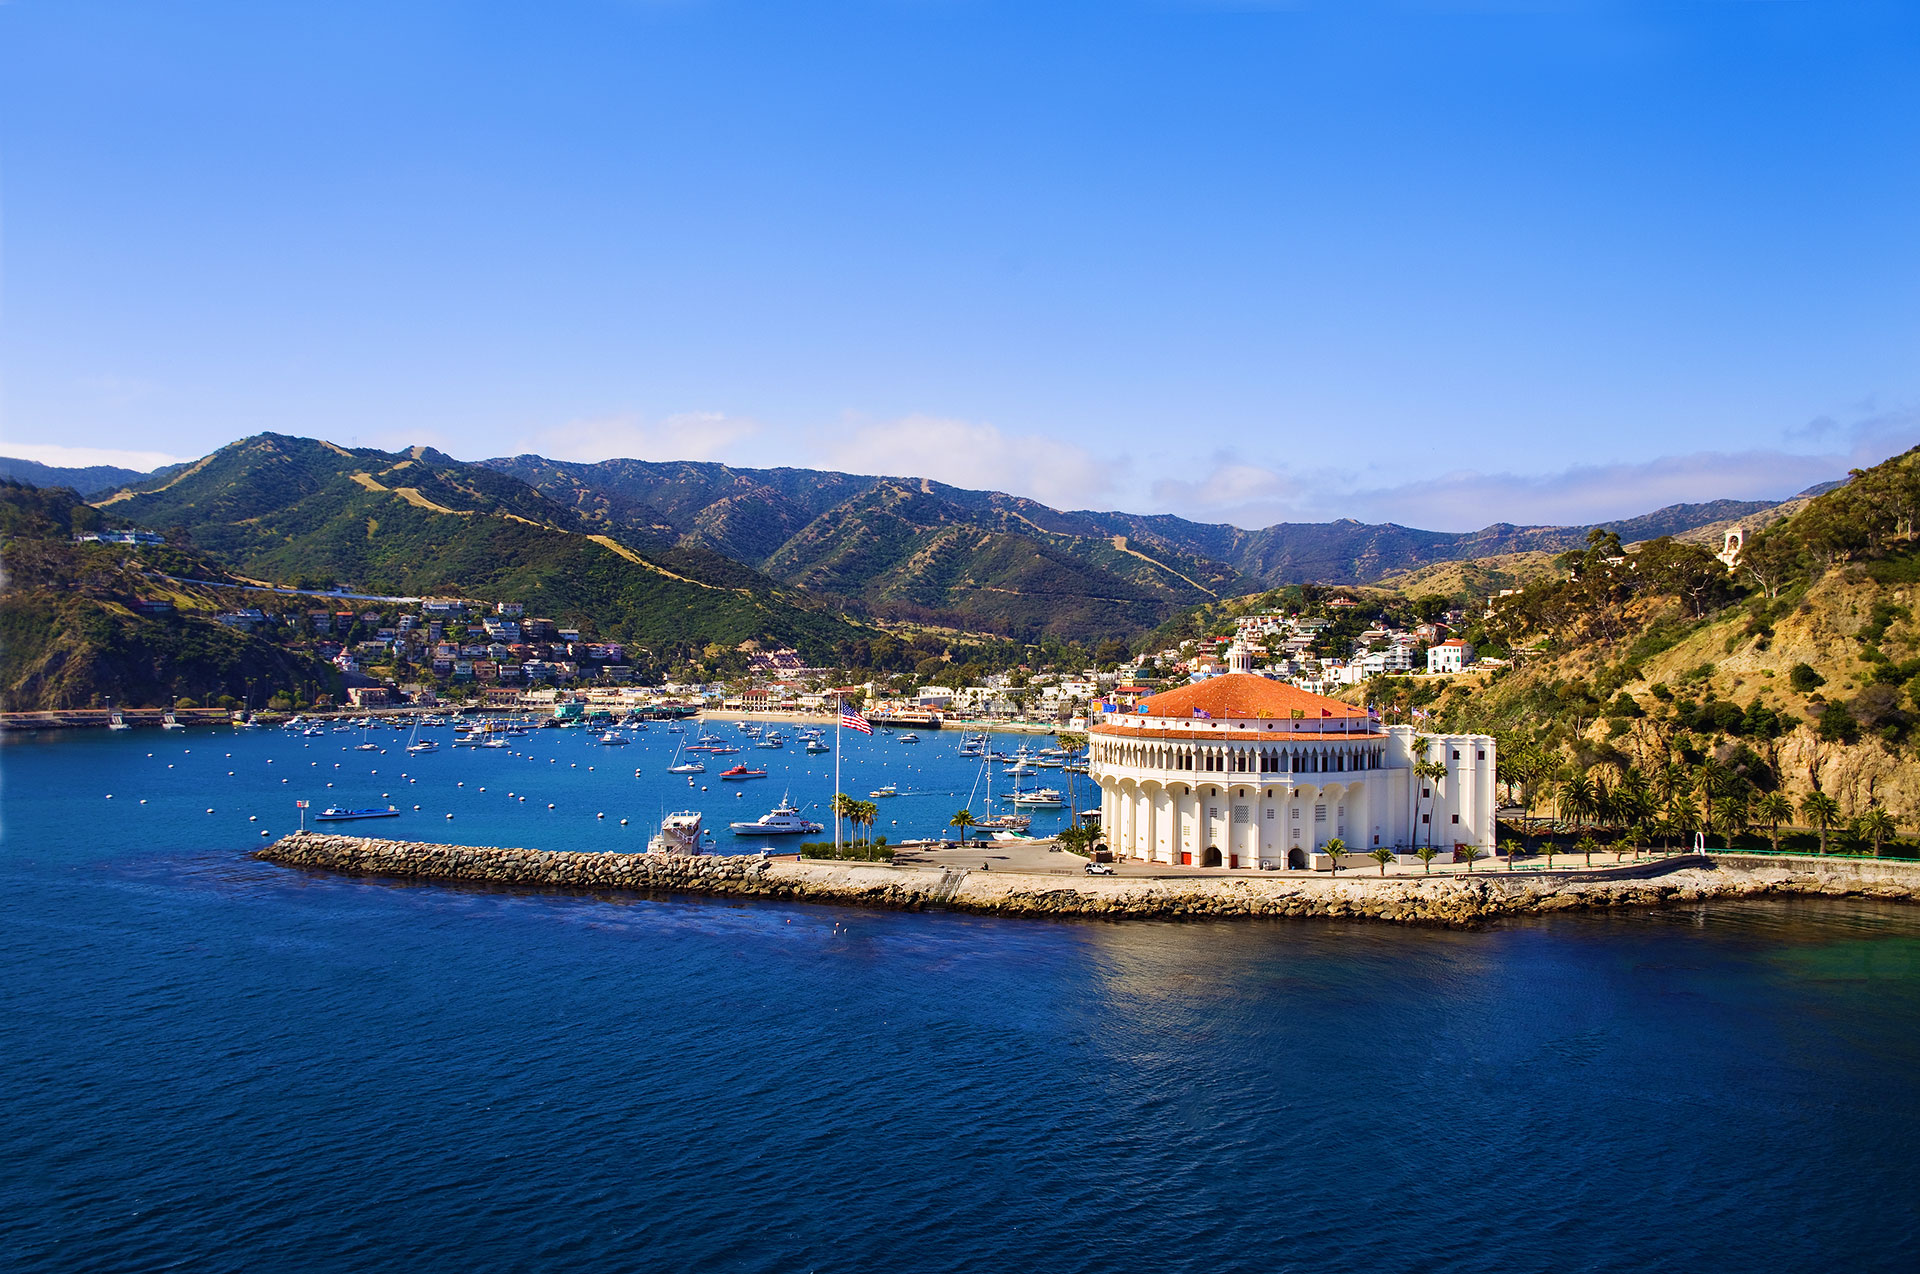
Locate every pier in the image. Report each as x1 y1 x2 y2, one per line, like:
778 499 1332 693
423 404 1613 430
256 833 1920 926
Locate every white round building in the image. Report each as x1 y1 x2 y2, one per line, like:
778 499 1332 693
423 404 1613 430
1090 674 1495 870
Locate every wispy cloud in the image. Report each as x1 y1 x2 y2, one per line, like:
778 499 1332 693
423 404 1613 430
820 414 1125 508
0 441 192 471
1141 407 1920 532
514 411 762 463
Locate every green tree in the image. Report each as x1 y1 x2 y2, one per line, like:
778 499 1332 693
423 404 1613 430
1558 772 1598 832
1458 843 1485 873
833 792 858 845
1755 792 1793 853
1540 838 1557 869
1369 847 1395 876
1799 791 1841 856
950 808 976 845
1323 836 1348 875
1857 807 1898 857
1415 757 1449 848
1575 833 1598 867
1415 845 1439 874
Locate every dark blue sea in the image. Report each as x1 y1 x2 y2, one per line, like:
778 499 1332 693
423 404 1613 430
6 722 1919 1272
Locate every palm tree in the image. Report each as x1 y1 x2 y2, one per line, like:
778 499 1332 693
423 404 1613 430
1323 836 1348 875
1575 833 1598 867
833 792 858 846
1540 838 1557 869
950 808 976 845
1369 847 1395 876
1415 757 1448 848
1711 791 1750 849
1501 838 1519 870
1558 772 1597 832
1415 845 1438 874
1458 843 1485 873
1857 807 1897 857
1800 792 1841 856
1755 792 1793 853
1055 825 1093 857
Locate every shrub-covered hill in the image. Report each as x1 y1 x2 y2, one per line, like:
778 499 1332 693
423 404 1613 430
1412 447 1920 840
90 434 871 662
0 483 344 710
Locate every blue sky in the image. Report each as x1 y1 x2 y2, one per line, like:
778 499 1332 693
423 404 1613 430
3 0 1917 530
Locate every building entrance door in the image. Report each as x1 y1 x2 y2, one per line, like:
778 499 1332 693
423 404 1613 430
1202 847 1222 867
1180 851 1192 866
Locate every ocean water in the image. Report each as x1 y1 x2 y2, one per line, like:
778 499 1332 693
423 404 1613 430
5 724 1920 1272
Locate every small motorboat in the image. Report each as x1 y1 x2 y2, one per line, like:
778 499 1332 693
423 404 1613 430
595 731 631 746
354 742 380 752
718 764 768 780
313 805 400 822
897 733 920 743
804 739 830 754
868 784 898 798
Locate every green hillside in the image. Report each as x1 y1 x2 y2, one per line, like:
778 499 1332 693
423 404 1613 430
1410 448 1920 835
0 483 344 710
93 435 870 661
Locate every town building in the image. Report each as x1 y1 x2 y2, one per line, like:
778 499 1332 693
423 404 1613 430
1090 673 1495 870
1427 639 1475 674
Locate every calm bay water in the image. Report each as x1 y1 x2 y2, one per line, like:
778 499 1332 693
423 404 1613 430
5 724 1920 1272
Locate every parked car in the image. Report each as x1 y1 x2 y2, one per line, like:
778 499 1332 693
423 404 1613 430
1084 862 1115 875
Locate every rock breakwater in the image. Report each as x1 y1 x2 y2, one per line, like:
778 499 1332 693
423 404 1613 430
256 833 1920 927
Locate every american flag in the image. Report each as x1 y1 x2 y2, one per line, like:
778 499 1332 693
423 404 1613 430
294 800 310 809
1192 708 1212 720
839 704 872 735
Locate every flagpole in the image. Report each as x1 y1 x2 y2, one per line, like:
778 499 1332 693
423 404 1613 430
834 694 842 854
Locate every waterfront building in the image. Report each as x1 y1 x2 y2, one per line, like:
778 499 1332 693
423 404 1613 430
1090 673 1495 870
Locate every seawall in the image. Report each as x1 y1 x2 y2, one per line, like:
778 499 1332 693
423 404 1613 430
254 834 1920 926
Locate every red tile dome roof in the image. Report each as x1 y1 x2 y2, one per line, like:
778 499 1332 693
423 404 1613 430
1136 673 1367 721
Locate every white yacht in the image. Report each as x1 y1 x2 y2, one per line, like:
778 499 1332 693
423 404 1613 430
727 799 823 836
1008 786 1065 808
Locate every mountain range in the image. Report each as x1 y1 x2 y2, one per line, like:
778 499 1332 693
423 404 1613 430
482 454 1807 637
6 439 1816 644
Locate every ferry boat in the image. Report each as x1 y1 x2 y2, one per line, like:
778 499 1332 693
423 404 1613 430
868 784 898 798
718 764 768 780
727 799 823 836
313 805 401 822
648 810 713 855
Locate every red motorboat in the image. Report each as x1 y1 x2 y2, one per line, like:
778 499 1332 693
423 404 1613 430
718 764 768 780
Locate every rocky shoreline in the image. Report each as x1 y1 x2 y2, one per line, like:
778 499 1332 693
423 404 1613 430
255 832 1920 927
